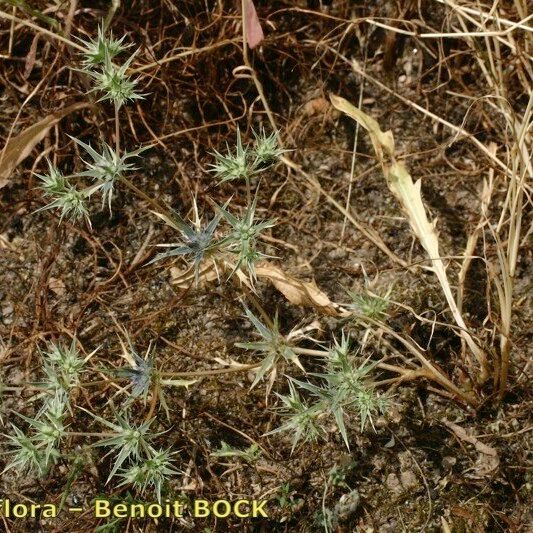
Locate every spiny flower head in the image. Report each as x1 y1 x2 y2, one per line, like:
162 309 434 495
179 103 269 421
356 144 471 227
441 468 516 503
209 127 287 184
35 184 91 226
347 288 391 320
36 160 69 196
236 305 302 387
39 339 86 395
88 52 143 109
209 127 252 184
116 336 154 401
118 448 180 502
267 379 326 452
299 336 387 448
3 426 48 476
89 409 160 482
7 394 67 475
251 128 287 167
149 202 224 284
217 196 276 282
35 160 90 226
70 136 143 212
78 23 130 67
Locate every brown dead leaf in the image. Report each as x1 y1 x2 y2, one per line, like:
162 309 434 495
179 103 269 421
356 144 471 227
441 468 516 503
256 263 339 315
443 420 499 474
329 94 395 158
170 261 340 316
24 34 39 79
443 420 498 457
170 264 219 287
48 277 66 297
0 102 92 189
169 259 339 316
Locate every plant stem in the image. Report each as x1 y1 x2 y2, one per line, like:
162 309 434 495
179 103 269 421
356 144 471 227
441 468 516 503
114 104 120 154
65 431 116 438
241 0 249 65
245 177 252 206
293 347 328 357
104 0 120 31
160 364 260 378
119 175 169 215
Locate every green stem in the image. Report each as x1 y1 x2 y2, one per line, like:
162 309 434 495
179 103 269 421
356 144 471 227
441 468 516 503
114 104 120 154
65 431 116 438
245 177 252 206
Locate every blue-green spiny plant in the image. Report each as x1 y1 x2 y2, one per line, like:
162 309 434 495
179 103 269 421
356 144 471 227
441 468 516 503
36 24 144 223
146 127 281 286
3 391 68 477
148 200 226 284
35 161 91 225
87 408 161 482
115 332 196 418
2 340 89 476
217 196 276 283
77 23 130 68
86 51 143 109
236 305 303 388
347 287 391 320
70 136 145 213
37 339 86 396
267 379 326 452
118 448 180 503
265 334 388 450
21 18 390 506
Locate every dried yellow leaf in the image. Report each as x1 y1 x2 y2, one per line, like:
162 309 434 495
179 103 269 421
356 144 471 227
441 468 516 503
0 102 92 188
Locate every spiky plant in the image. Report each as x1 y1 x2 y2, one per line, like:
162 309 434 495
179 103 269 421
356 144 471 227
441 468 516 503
115 333 196 418
36 159 69 195
236 306 302 387
209 127 254 185
118 448 180 502
210 127 286 183
89 409 161 482
4 392 68 477
116 335 154 402
266 379 326 452
217 197 276 283
270 335 387 449
77 23 130 68
87 51 143 109
38 339 86 395
251 128 288 167
70 136 144 212
2 426 48 476
347 288 391 320
149 203 224 284
35 172 91 226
